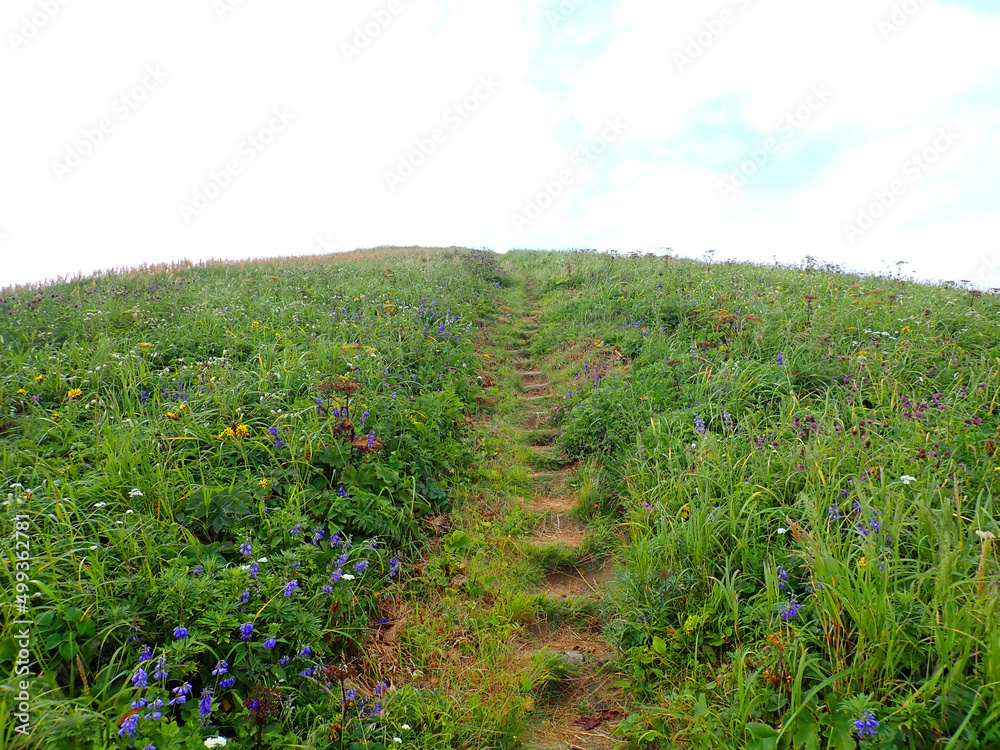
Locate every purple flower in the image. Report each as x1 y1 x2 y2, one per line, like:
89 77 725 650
219 677 236 689
299 644 311 658
264 637 277 650
776 352 785 365
280 656 290 666
300 667 312 677
152 656 169 681
240 540 253 556
173 625 189 639
828 505 842 520
212 660 228 676
169 682 192 706
131 667 148 688
779 600 802 621
284 579 299 596
289 523 302 535
354 560 369 573
198 688 213 718
139 645 153 661
118 713 139 738
239 622 254 641
853 712 879 738
338 486 348 498
238 589 251 604
777 566 788 589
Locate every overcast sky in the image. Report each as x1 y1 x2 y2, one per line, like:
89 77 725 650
2 0 998 289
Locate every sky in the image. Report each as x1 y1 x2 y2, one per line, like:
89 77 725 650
2 0 999 289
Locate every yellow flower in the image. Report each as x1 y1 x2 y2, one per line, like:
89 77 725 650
902 326 910 333
16 388 25 395
252 320 260 328
138 342 153 348
234 424 250 439
165 412 178 420
179 404 187 410
52 412 60 422
67 388 83 399
218 427 235 440
35 375 44 381
858 557 867 568
679 504 690 520
258 479 269 487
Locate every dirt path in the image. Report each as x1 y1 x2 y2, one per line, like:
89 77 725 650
508 298 624 749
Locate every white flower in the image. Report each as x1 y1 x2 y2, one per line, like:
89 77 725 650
204 737 228 748
90 545 98 550
393 738 402 744
402 724 411 730
10 482 23 489
93 502 107 508
777 528 788 535
125 509 134 514
129 488 144 497
341 573 356 581
257 557 268 563
899 475 916 485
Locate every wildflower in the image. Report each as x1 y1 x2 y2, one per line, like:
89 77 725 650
779 600 801 620
279 656 290 666
776 352 785 366
341 573 356 581
199 688 214 717
219 677 236 689
238 589 251 604
67 388 83 399
338 486 348 498
284 579 299 597
217 427 235 440
234 424 250 439
118 713 139 738
94 501 107 508
258 479 269 487
289 523 302 534
170 682 192 705
858 557 867 567
402 724 411 730
776 527 788 535
900 475 916 485
264 637 277 649
777 566 788 589
300 667 312 677
131 666 149 688
16 388 25 395
239 540 253 556
204 738 228 749
35 374 44 381
354 560 369 573
152 655 169 681
828 505 842 520
299 644 311 658
173 625 189 639
853 712 879 737
393 738 402 744
129 488 144 498
239 622 254 641
212 660 228 676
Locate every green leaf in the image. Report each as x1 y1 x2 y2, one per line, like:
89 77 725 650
791 708 821 750
745 722 779 750
652 635 667 655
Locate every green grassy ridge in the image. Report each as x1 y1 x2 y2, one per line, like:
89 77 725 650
504 250 1000 748
0 248 518 749
3 248 1000 748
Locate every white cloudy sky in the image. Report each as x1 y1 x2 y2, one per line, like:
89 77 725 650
2 0 998 288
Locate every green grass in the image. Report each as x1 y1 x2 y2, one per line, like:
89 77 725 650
3 247 1000 748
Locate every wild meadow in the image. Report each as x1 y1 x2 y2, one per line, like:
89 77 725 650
1 247 999 749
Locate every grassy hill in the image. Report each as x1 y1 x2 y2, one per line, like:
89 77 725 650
2 248 999 748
